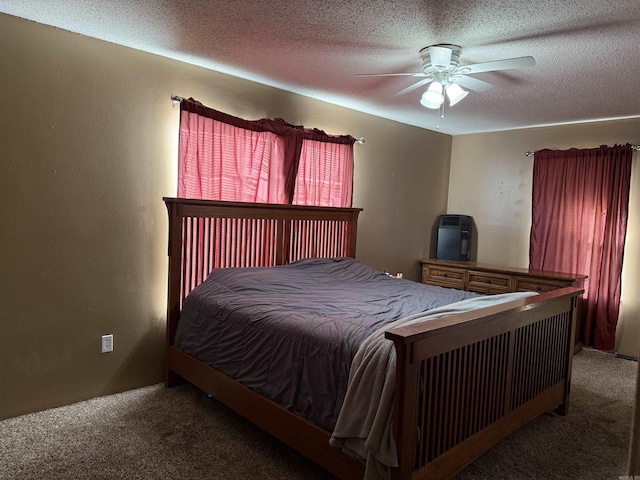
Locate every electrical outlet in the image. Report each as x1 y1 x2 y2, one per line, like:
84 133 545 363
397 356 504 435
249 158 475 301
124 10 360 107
101 334 114 353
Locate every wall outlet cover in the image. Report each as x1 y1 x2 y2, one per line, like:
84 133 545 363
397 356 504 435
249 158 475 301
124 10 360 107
101 334 113 353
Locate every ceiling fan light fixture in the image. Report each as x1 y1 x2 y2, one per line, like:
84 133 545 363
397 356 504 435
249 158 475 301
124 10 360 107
420 82 444 109
446 82 469 106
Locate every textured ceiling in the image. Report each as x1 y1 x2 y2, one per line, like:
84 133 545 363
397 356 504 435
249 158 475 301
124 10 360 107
3 0 640 135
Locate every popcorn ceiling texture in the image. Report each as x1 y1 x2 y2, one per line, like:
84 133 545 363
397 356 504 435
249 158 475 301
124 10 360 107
2 0 640 134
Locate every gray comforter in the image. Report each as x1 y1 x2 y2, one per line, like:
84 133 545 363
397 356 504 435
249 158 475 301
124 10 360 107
329 291 539 479
175 257 479 431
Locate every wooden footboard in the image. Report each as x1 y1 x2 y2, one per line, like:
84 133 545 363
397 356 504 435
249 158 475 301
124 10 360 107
387 287 581 480
163 197 582 480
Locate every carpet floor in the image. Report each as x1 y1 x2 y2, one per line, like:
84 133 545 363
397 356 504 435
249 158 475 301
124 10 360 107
0 348 636 479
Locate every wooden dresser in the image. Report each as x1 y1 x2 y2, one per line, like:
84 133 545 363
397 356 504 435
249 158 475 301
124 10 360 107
420 258 586 351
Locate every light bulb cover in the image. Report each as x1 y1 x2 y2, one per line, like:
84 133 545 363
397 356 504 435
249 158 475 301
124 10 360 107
420 82 444 109
446 82 469 106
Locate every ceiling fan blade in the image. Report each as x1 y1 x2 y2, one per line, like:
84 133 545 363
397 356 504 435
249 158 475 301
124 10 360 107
428 46 452 69
355 72 427 77
394 78 432 96
477 19 637 48
457 56 535 75
455 75 494 92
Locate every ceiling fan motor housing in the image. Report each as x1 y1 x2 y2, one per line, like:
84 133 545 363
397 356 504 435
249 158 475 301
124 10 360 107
420 44 462 72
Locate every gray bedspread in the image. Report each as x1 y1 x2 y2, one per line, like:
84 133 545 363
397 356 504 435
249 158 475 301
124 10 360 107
329 291 539 480
175 257 479 431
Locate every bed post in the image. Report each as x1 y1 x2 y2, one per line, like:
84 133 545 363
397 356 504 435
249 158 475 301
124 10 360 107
391 342 420 480
555 294 578 416
165 199 184 387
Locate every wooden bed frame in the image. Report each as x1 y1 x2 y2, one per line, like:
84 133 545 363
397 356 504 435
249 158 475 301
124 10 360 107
164 197 583 480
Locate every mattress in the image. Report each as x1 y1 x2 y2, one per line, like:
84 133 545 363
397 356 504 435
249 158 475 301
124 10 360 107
174 257 479 431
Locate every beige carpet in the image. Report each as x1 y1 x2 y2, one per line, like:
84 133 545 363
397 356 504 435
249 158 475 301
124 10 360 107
0 349 636 479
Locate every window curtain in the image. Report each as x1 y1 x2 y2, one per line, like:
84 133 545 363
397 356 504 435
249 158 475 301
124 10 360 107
293 129 355 207
178 98 304 203
530 144 632 350
178 97 356 206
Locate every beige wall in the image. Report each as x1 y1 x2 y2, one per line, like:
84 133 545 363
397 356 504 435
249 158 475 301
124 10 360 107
6 10 634 420
0 14 451 419
449 120 640 357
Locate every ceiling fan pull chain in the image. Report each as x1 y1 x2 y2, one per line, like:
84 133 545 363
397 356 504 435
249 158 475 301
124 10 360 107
436 99 446 130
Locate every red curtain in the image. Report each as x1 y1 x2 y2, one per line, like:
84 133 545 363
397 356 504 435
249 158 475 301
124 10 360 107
178 97 356 206
293 130 355 207
530 144 632 350
178 98 304 203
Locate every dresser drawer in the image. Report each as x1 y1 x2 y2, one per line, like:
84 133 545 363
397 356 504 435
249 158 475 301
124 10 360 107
467 270 512 294
420 259 584 353
422 264 465 288
513 276 571 293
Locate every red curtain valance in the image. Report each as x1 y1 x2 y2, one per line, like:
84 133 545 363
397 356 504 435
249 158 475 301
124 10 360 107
180 97 356 144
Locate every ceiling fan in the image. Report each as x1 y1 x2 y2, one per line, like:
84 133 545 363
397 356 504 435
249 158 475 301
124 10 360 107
358 44 535 110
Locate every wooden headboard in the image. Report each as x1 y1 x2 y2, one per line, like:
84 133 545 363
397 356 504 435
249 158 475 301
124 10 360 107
163 197 362 346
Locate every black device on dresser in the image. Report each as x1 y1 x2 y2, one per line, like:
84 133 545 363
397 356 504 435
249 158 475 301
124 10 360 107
436 214 472 261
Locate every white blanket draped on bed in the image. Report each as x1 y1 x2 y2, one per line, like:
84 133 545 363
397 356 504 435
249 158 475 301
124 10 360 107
329 291 538 480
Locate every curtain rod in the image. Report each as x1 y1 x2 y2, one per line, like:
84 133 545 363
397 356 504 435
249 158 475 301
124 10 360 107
170 94 365 144
525 144 640 156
